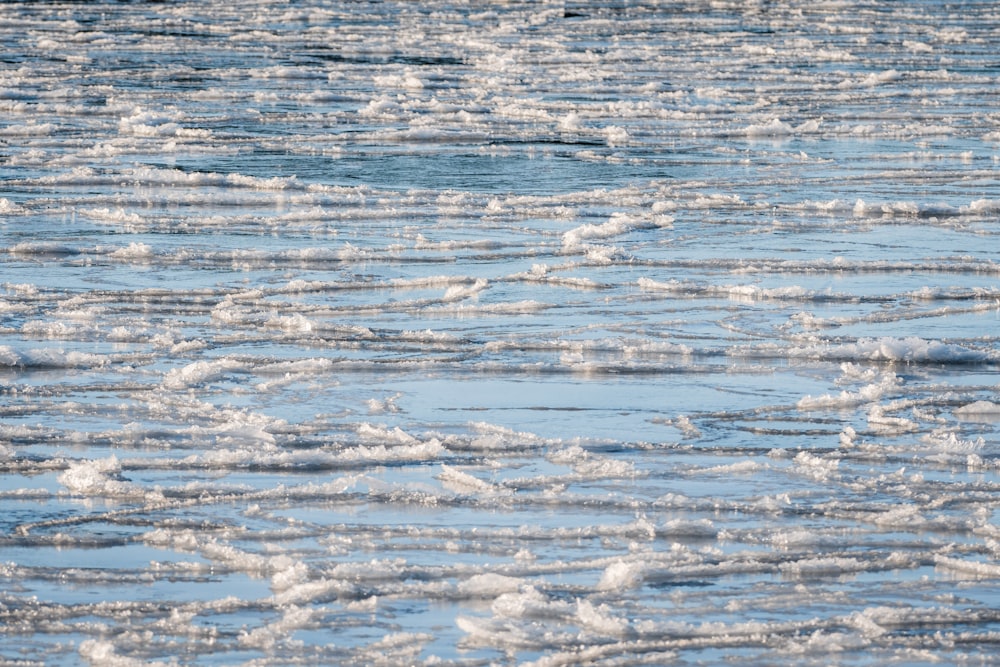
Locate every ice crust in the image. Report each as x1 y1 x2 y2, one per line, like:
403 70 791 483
2 0 1000 665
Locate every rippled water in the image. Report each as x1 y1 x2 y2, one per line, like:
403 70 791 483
2 1 1000 665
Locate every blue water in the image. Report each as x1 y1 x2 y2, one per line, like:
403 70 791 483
2 1 1000 665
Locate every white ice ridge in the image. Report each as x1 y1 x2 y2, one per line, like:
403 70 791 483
797 372 901 411
437 464 510 496
954 400 1000 418
562 212 671 251
58 456 164 502
743 117 822 137
638 277 813 301
161 358 246 390
80 639 173 667
26 165 302 191
766 337 995 365
0 345 110 368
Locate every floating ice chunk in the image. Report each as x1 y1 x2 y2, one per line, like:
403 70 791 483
791 337 992 364
964 198 1000 214
782 629 867 654
118 107 185 137
692 192 744 208
576 599 630 636
547 444 585 466
271 578 354 606
547 444 634 479
883 200 919 216
665 415 702 438
457 573 522 598
85 208 148 229
604 125 629 146
491 586 552 618
356 423 418 445
752 493 793 513
271 560 310 593
921 431 984 453
840 69 900 89
334 242 371 260
443 278 488 301
282 247 342 261
108 242 154 260
562 212 648 250
797 373 899 411
210 296 260 325
10 241 81 256
624 514 658 540
770 528 819 548
837 363 879 384
0 122 57 136
954 400 1000 422
795 118 823 133
695 459 764 475
358 95 399 117
366 392 402 415
466 421 546 452
21 320 86 338
779 555 865 577
598 560 646 591
162 358 244 390
867 405 919 434
359 633 432 663
622 339 693 357
934 26 969 43
786 198 847 215
429 299 551 316
225 172 298 190
437 464 508 495
266 312 315 333
874 504 924 528
0 346 108 369
0 198 22 214
638 276 811 302
903 40 934 53
792 451 839 481
80 639 171 667
583 244 622 264
199 537 296 577
211 411 284 447
745 117 793 137
239 605 315 650
662 518 717 539
847 608 889 638
58 456 149 499
373 70 423 90
108 325 147 342
934 554 1000 578
341 439 445 463
910 332 983 358
636 277 684 294
390 275 478 290
559 111 582 131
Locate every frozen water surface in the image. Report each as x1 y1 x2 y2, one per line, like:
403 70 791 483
2 0 1000 664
